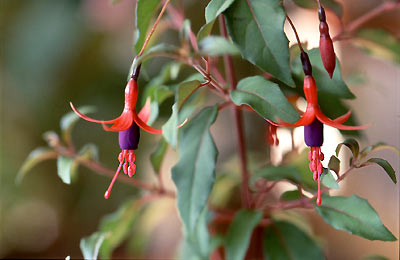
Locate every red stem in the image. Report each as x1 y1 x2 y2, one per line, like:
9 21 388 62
219 15 251 208
333 2 400 41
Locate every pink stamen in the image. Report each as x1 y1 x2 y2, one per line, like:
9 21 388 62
308 147 324 205
104 157 124 199
123 162 128 174
317 170 322 206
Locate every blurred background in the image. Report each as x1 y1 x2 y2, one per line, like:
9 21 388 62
0 0 398 259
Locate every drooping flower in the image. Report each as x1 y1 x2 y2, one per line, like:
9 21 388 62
70 66 181 198
268 51 368 205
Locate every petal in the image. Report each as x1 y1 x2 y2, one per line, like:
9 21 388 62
333 110 352 124
315 109 370 130
133 111 162 135
267 106 316 127
138 98 151 123
103 110 134 132
70 102 119 124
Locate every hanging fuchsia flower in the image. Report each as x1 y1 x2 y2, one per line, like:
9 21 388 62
70 66 173 199
268 52 368 205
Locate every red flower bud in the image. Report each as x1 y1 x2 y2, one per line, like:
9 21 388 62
318 7 336 78
319 22 336 78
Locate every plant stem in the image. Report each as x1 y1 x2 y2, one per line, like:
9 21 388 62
333 2 400 41
219 15 251 208
55 146 175 197
138 0 171 57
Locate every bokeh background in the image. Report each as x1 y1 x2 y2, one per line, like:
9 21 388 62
1 0 399 259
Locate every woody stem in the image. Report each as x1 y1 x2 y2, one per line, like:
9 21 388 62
219 15 251 208
333 1 400 41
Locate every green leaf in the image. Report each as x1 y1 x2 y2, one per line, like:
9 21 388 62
291 0 342 17
57 156 76 185
43 131 60 147
16 147 57 184
355 29 400 64
199 36 240 56
205 0 235 24
328 155 340 175
143 63 177 125
129 44 180 79
225 210 262 260
180 19 192 42
264 221 324 260
60 106 95 144
336 138 360 159
80 232 107 260
134 0 160 54
231 76 299 123
315 195 397 241
197 20 215 42
364 158 397 184
185 207 212 259
162 103 180 148
321 168 339 189
292 48 355 99
99 200 141 259
150 139 168 174
78 143 99 161
177 80 201 110
252 165 302 186
172 106 218 234
361 142 400 157
224 0 295 86
362 255 390 260
280 190 301 201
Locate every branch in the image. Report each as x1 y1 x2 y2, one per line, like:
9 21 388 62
55 146 175 198
219 15 251 209
333 2 400 41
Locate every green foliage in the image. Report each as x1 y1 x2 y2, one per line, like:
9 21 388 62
355 29 400 64
224 0 295 86
197 20 216 42
291 0 343 17
231 76 300 123
253 165 302 185
199 36 240 56
205 0 235 24
134 0 160 54
336 138 360 159
98 200 141 259
56 144 98 184
315 195 397 241
184 207 212 259
57 156 76 184
16 147 57 184
264 221 324 260
321 168 339 189
172 106 218 235
362 255 390 260
60 106 95 145
177 80 201 110
80 232 107 260
280 190 301 201
225 210 262 260
328 155 340 175
292 48 355 99
363 158 397 184
150 138 168 174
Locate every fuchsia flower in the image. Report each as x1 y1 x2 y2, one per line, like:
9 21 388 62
70 66 166 199
268 52 369 205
